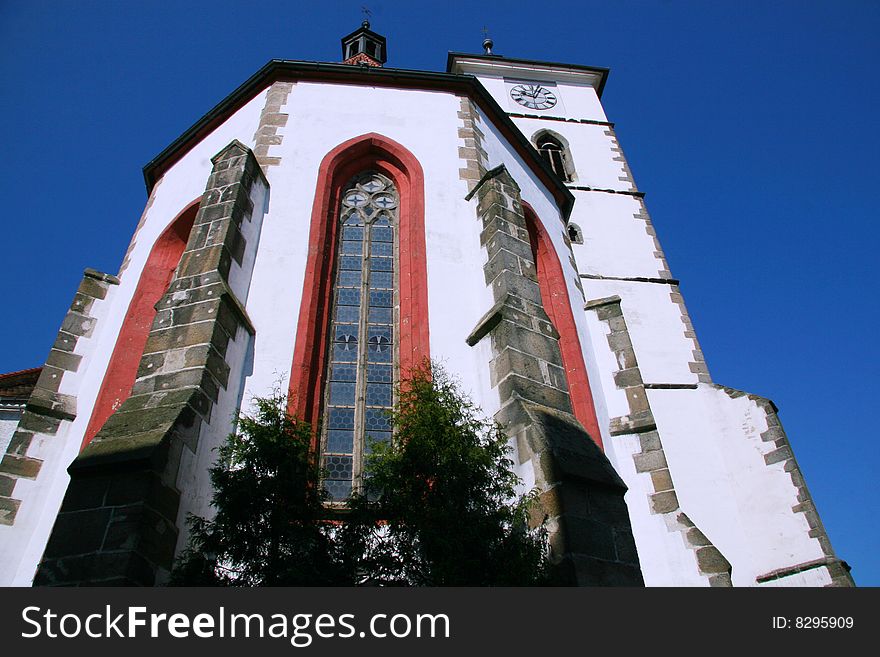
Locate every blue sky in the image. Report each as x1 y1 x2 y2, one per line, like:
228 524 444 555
1 0 877 585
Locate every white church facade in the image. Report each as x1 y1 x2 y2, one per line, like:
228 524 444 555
0 24 853 587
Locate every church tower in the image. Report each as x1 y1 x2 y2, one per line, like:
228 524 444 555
0 24 852 587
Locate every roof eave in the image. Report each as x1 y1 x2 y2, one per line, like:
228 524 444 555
446 52 609 97
141 60 574 220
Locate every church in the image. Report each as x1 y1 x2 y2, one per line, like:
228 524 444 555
0 23 853 587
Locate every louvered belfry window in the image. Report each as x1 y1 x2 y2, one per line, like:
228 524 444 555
321 171 398 501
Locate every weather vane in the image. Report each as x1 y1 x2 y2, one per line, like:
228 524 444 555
361 5 372 26
482 26 494 55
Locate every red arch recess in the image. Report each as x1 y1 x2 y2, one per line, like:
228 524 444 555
82 200 199 449
523 203 603 450
288 133 429 445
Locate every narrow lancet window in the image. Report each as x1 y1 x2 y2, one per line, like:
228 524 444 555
322 172 398 501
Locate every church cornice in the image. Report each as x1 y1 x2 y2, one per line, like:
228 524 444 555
446 52 609 98
142 59 575 220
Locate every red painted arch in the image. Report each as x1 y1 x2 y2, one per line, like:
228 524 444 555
288 133 429 438
82 200 199 449
523 203 603 450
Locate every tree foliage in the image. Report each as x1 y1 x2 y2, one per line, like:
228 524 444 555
170 391 354 586
171 365 549 586
345 363 549 585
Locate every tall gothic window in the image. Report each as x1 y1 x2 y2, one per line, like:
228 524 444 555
321 172 398 501
536 133 572 182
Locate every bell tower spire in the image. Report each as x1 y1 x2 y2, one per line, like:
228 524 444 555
341 17 387 67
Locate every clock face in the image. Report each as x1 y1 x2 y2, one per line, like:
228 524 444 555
510 84 557 110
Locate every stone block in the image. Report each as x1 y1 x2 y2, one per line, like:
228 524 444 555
26 388 77 421
613 527 639 564
613 367 643 389
490 348 544 388
17 411 61 435
78 275 113 300
69 292 96 316
45 348 82 373
484 230 533 261
6 431 32 456
0 474 16 497
58 475 110 512
41 508 113 558
482 248 522 285
638 431 662 452
490 319 564 366
625 386 650 413
695 546 731 575
52 331 78 353
606 331 633 353
633 449 667 473
565 516 617 560
60 311 96 338
104 470 180 521
587 487 632 526
569 555 644 587
143 321 227 356
686 527 712 547
650 468 674 492
497 374 572 414
0 497 22 526
545 362 568 391
764 446 793 465
649 490 679 514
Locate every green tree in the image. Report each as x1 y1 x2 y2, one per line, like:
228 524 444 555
345 363 550 586
170 391 354 586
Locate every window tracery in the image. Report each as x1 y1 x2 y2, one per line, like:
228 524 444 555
322 171 398 500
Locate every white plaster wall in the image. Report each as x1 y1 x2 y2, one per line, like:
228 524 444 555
648 386 826 586
173 323 253 560
464 72 607 123
0 410 20 455
238 83 504 418
613 432 711 586
0 279 121 586
512 119 632 192
582 311 631 452
570 192 666 279
582 278 699 385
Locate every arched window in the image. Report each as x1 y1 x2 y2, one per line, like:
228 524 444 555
567 222 584 244
288 133 429 498
83 201 198 449
536 133 572 182
321 172 398 501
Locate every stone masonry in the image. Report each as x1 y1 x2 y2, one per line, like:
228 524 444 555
34 140 264 586
586 294 732 586
466 165 643 586
714 385 854 587
252 82 294 175
0 269 118 527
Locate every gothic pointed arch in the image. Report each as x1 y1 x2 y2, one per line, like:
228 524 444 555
288 134 428 460
532 129 576 183
82 199 200 449
522 202 601 447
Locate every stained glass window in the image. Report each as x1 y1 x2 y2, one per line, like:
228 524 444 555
321 172 398 501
